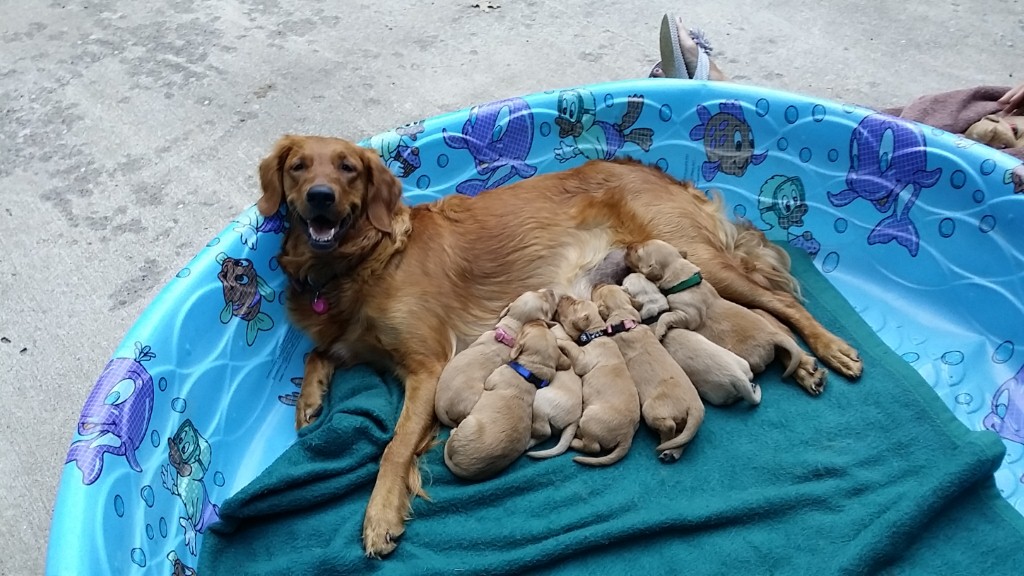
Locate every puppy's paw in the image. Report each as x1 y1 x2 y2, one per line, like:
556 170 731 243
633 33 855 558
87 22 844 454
363 498 408 558
795 356 828 396
659 448 683 462
818 338 863 380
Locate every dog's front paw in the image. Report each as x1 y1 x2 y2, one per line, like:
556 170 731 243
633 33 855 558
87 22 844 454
362 498 408 558
659 448 683 462
294 391 324 430
795 355 828 396
819 338 862 380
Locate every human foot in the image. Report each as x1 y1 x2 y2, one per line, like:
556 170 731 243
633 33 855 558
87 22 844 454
649 15 728 81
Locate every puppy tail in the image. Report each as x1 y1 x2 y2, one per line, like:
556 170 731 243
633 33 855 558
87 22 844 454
653 408 705 454
775 336 804 379
527 422 578 459
572 437 633 467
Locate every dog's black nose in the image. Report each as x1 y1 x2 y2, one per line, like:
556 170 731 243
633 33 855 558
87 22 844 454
306 185 335 210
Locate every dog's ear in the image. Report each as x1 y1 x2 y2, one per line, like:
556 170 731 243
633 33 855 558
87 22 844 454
629 294 642 311
644 262 664 282
497 304 511 321
596 300 609 320
257 136 296 216
362 149 403 235
556 350 572 371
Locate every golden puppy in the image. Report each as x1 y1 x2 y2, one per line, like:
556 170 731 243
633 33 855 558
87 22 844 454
526 336 584 459
621 272 759 406
443 320 570 480
553 295 640 466
260 135 862 555
626 239 826 396
435 289 558 428
592 284 705 461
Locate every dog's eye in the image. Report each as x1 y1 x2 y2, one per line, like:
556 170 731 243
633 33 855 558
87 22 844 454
290 161 306 172
339 161 355 173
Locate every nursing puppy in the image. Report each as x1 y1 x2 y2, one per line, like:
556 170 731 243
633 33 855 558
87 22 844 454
626 239 826 396
592 284 704 461
526 345 583 459
621 273 760 406
444 320 570 480
435 289 558 428
553 295 640 466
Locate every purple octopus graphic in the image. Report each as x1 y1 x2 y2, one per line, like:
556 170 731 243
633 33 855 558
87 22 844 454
65 342 156 485
688 101 767 181
162 419 221 556
442 97 538 196
984 363 1024 444
828 114 942 257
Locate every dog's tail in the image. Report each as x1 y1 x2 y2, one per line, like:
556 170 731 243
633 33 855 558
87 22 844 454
774 335 804 379
527 422 578 459
572 436 633 466
706 192 802 300
653 408 704 456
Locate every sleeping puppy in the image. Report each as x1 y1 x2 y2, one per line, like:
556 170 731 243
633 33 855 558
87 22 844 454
444 320 570 480
592 284 704 461
621 273 760 406
435 289 559 428
526 336 584 459
553 295 640 466
626 239 826 396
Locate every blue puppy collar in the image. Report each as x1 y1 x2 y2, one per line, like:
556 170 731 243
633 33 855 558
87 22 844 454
508 360 550 389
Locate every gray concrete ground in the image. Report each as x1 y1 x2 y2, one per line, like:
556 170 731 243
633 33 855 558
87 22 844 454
0 0 1019 573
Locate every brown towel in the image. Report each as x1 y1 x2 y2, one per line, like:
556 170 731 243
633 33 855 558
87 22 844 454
881 86 1024 161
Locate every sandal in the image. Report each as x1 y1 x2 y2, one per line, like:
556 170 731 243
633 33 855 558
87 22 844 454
649 14 713 80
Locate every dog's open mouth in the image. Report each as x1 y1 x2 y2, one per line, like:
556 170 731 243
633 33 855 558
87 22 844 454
304 213 352 251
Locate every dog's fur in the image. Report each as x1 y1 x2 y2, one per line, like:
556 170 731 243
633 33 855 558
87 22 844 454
443 320 569 480
552 295 641 466
592 284 704 461
259 135 862 556
435 289 558 428
527 327 583 459
621 273 759 406
626 240 826 396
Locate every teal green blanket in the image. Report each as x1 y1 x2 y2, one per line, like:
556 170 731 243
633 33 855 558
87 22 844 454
200 249 1024 575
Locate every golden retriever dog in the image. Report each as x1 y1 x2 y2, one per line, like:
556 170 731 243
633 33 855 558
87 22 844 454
621 272 759 406
258 135 862 556
591 284 704 461
526 328 583 459
443 320 569 480
552 295 641 466
434 289 558 428
626 239 825 396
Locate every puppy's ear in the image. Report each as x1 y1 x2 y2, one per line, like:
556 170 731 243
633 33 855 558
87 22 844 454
362 149 403 235
257 136 295 216
629 295 642 311
497 304 511 321
596 301 609 320
510 339 524 361
556 350 572 371
644 262 664 282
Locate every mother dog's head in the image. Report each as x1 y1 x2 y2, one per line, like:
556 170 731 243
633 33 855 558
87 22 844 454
257 135 402 251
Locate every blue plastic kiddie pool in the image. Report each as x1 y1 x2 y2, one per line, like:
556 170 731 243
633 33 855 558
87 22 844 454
46 78 1024 574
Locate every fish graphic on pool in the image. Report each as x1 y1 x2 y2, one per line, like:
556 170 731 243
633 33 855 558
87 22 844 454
215 253 275 346
984 363 1024 445
65 342 156 485
442 97 538 196
688 101 768 181
828 114 942 257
